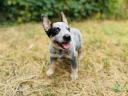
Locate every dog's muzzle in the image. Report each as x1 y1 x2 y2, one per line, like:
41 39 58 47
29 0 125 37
54 41 71 49
63 34 71 42
54 34 71 49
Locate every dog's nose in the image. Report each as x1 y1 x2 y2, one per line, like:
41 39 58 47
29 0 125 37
63 34 71 42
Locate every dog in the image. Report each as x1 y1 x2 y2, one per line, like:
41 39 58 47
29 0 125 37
42 12 82 80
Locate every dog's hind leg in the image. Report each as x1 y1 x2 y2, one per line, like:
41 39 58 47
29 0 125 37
77 48 83 61
46 57 56 76
70 56 78 80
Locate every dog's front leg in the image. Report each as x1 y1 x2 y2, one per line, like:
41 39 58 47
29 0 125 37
70 56 78 80
46 57 56 76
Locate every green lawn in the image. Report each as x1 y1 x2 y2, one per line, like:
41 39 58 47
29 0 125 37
0 20 128 96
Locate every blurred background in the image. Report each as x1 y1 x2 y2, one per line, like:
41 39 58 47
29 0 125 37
0 0 128 23
0 0 128 96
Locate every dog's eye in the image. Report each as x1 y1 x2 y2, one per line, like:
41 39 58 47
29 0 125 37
56 27 60 32
47 27 60 37
67 27 70 31
51 27 60 36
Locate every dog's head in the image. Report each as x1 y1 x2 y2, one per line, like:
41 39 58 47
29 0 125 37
42 12 71 49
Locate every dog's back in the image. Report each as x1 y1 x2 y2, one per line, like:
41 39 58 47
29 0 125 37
70 28 82 51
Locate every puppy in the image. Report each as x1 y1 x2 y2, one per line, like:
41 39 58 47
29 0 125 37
42 12 82 80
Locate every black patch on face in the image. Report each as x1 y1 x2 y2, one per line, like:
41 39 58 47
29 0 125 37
46 27 60 37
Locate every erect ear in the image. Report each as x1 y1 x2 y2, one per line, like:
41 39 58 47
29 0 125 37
61 11 68 24
42 16 52 32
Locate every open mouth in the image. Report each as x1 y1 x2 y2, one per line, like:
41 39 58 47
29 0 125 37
54 41 70 49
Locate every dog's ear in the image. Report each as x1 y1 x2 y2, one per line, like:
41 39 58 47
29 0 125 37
61 11 68 24
42 16 52 32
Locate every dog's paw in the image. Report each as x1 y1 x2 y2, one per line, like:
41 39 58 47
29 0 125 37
46 69 54 76
71 73 78 80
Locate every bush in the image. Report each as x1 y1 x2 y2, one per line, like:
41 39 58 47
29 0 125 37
0 0 127 22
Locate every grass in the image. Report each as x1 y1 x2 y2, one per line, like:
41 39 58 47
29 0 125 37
0 20 128 96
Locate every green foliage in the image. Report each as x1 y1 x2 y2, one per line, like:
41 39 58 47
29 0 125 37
0 0 127 22
112 81 121 92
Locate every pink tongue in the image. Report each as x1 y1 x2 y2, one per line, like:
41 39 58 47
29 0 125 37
62 43 70 49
